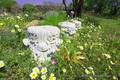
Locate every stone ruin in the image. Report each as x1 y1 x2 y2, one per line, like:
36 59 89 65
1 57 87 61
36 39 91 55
23 19 82 65
23 26 61 64
58 19 82 35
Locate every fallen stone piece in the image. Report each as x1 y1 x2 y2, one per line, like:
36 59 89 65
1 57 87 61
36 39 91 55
23 26 61 64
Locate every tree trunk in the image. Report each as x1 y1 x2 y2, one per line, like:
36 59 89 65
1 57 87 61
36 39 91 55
62 0 84 18
74 0 84 17
62 0 70 16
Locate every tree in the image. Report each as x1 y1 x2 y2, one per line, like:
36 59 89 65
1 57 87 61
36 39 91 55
109 0 119 15
84 0 120 16
62 0 84 18
22 4 39 14
0 0 16 11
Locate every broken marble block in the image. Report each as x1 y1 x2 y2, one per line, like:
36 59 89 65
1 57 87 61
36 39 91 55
58 20 82 35
23 26 61 64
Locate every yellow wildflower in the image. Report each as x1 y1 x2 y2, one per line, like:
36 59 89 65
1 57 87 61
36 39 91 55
49 76 56 80
88 67 93 70
50 73 55 77
25 14 29 17
0 23 4 26
49 73 56 80
85 69 90 74
29 72 38 79
17 16 21 19
89 76 94 80
11 29 15 33
41 67 47 74
77 46 84 50
18 29 22 32
113 76 117 80
0 60 5 68
66 39 71 43
15 25 19 28
62 68 67 73
98 25 102 29
18 52 24 56
97 58 101 61
110 61 115 65
102 54 111 59
84 43 88 46
108 66 112 70
91 71 95 75
41 75 46 80
32 67 40 74
88 67 95 75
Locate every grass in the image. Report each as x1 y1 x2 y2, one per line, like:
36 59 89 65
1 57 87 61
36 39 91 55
98 17 120 41
0 12 120 80
41 12 67 26
86 15 120 38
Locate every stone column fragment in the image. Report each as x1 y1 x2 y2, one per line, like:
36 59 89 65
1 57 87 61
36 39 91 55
58 19 82 35
23 26 61 64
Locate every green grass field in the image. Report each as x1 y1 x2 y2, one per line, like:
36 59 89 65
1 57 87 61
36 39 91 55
0 13 120 80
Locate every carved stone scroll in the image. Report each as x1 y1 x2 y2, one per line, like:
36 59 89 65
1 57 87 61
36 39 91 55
23 26 61 64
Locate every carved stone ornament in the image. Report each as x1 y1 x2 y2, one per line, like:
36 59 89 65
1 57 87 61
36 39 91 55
23 26 61 65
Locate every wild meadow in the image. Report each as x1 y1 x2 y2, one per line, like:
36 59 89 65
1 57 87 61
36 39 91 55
0 0 120 80
0 12 120 80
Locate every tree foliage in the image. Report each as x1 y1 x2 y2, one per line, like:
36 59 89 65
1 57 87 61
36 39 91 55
84 0 120 15
0 0 16 10
22 4 39 13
